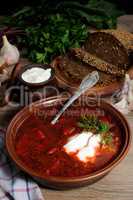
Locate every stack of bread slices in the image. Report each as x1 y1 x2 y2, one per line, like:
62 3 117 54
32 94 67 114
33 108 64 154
53 30 133 95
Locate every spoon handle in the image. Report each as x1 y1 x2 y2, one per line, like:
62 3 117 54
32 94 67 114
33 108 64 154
51 71 99 125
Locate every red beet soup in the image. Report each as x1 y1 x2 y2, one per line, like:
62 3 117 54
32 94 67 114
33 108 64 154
15 104 122 178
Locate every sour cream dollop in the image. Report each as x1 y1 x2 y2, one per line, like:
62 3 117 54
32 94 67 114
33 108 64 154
63 131 101 163
21 67 51 84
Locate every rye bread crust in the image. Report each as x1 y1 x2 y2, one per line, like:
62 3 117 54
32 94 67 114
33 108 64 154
70 48 125 77
84 30 133 69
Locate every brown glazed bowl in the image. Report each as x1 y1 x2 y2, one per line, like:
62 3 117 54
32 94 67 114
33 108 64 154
6 95 131 189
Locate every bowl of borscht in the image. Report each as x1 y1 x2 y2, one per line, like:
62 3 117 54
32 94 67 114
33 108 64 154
6 95 131 189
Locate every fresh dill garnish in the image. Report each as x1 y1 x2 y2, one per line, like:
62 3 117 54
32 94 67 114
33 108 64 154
77 115 113 145
77 115 109 132
77 115 100 132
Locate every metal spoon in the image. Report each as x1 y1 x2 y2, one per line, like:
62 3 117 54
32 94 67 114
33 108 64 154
51 71 99 125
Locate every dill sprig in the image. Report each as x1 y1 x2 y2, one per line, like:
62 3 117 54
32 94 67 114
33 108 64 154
77 115 100 132
77 115 112 145
77 115 109 133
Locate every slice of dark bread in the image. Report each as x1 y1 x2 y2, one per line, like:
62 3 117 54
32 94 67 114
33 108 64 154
70 48 125 77
84 30 133 69
55 55 123 87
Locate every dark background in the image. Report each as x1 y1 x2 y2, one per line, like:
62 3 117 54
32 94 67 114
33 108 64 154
0 0 133 15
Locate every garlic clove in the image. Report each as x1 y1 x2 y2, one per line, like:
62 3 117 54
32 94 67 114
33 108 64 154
113 74 133 114
113 96 129 114
0 35 20 65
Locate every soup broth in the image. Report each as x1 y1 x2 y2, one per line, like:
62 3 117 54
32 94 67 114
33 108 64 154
15 106 121 177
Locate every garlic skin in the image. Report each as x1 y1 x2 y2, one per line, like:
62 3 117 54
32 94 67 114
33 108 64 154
0 35 20 65
113 74 133 114
114 95 129 114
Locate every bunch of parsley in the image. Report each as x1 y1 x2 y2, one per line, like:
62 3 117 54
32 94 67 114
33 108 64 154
19 14 88 63
0 0 124 64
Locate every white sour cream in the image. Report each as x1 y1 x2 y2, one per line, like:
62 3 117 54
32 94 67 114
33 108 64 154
63 132 101 163
63 132 93 154
77 134 101 162
21 67 51 84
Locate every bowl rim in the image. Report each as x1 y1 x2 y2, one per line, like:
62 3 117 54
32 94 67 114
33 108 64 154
18 63 55 87
6 95 131 183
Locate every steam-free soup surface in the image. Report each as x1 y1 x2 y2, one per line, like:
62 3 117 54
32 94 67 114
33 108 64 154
15 106 121 177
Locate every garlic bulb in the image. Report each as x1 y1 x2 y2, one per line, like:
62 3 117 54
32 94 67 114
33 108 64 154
114 95 129 114
113 74 133 114
0 35 20 65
